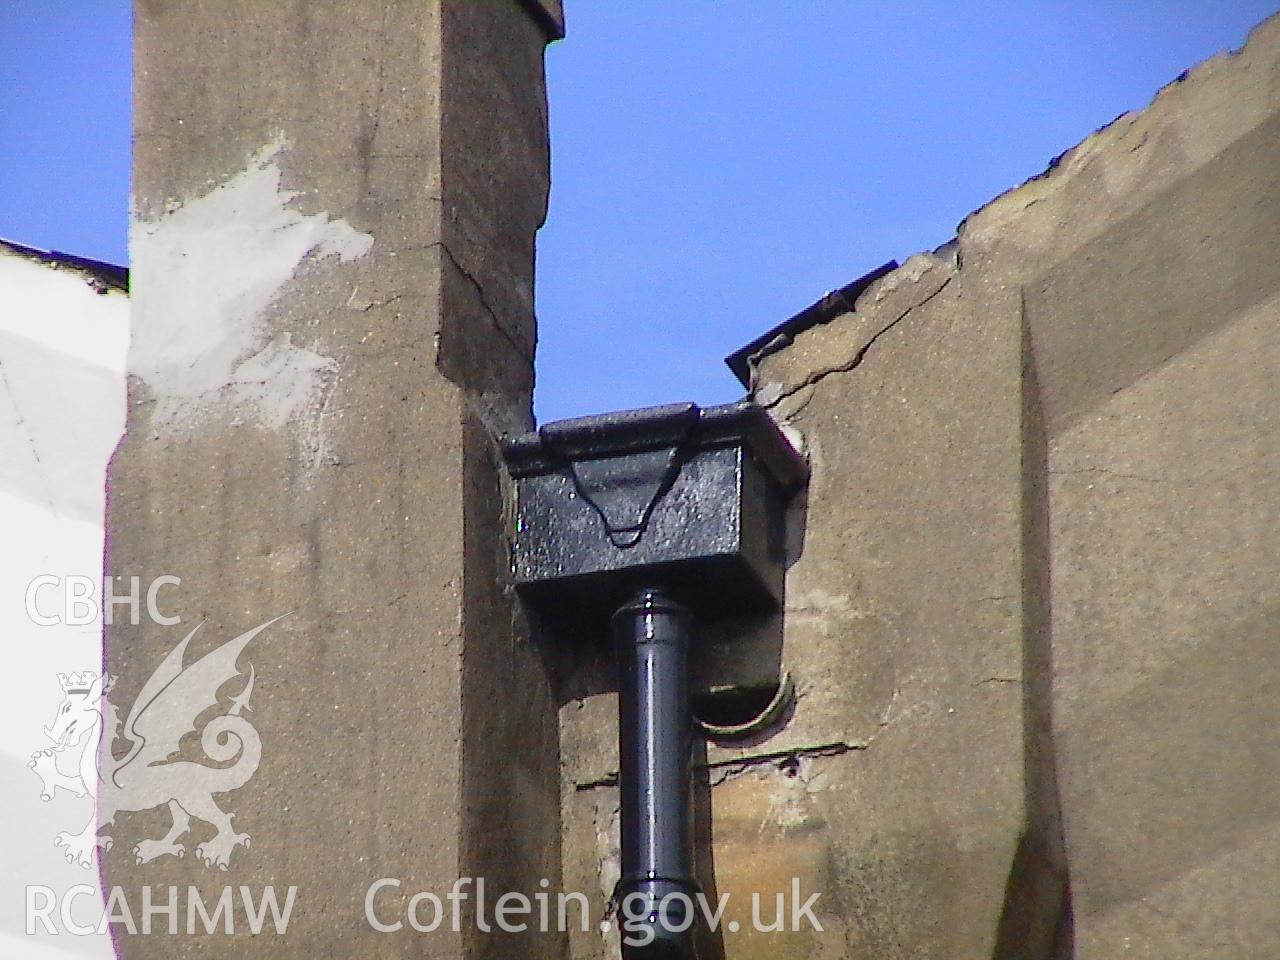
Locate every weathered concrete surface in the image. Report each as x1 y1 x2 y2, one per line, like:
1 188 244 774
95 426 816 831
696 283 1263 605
738 255 1035 960
107 1 559 956
519 0 565 41
561 250 1033 959
559 11 1280 959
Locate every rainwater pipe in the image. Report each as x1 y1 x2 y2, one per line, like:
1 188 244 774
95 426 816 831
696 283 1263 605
503 400 806 958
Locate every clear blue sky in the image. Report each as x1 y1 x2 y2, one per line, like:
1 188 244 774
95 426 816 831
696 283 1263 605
1 2 1275 422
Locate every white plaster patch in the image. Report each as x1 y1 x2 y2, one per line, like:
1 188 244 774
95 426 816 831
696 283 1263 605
129 135 372 433
226 333 338 431
762 761 816 832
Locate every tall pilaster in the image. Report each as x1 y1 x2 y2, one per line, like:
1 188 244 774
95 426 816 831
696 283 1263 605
106 1 564 955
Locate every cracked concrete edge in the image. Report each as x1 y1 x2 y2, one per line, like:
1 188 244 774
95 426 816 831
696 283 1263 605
751 252 958 411
748 10 1280 417
958 11 1280 261
435 239 535 362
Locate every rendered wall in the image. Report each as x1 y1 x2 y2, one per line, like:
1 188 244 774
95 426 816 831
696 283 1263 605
106 2 562 957
104 4 1278 957
560 13 1280 959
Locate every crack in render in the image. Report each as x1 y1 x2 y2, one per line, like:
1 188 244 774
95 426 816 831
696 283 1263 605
0 356 55 510
775 382 817 422
574 739 867 793
1049 466 1168 484
760 273 956 410
329 590 409 618
358 4 391 186
347 290 404 313
708 740 867 786
433 240 532 363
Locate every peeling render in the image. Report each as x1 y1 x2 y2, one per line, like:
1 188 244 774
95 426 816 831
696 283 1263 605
129 135 373 436
753 254 956 416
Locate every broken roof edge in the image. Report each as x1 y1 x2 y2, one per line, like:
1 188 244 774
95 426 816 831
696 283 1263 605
725 11 1280 392
724 260 897 387
0 238 128 293
954 10 1279 250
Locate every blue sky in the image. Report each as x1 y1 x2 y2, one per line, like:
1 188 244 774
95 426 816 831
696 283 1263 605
1 2 1275 421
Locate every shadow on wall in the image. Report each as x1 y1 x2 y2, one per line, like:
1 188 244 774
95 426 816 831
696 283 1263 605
692 738 728 960
992 316 1075 959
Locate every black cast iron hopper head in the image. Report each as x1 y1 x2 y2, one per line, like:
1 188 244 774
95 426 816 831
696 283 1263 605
502 400 807 636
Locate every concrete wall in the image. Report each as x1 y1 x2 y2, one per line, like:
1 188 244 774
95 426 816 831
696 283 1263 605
105 2 561 957
560 13 1280 959
108 3 1277 956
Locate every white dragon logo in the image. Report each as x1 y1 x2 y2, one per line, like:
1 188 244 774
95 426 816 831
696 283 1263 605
28 617 280 871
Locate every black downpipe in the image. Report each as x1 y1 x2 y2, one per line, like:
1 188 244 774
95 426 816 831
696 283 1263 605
503 401 806 958
612 588 699 959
